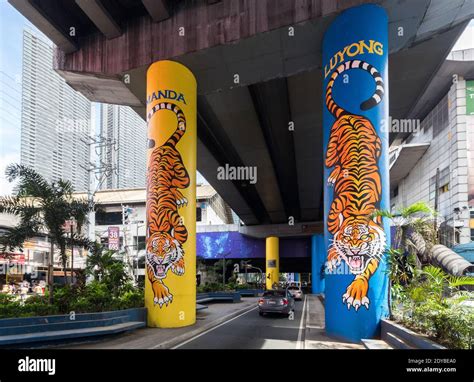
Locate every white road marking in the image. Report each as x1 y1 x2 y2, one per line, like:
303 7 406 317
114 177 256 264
296 295 307 349
171 306 258 349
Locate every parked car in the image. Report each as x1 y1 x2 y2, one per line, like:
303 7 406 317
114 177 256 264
258 289 295 316
287 285 303 300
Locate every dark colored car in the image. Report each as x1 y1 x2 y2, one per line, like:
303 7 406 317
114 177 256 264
258 289 295 316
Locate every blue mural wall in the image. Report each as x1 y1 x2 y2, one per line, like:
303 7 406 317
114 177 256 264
197 231 310 259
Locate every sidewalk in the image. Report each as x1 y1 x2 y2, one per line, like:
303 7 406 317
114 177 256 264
55 297 258 349
304 294 363 349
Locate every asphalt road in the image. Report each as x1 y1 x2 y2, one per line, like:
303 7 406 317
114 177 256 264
174 297 307 349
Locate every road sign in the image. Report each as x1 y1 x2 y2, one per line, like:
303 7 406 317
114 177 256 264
467 80 474 115
108 226 120 251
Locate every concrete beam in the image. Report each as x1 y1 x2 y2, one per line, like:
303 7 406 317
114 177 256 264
239 221 323 239
141 0 170 22
54 69 143 107
8 0 77 53
75 0 121 39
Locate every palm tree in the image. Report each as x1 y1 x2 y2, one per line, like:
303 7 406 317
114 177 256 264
374 202 439 317
0 164 92 303
375 201 438 266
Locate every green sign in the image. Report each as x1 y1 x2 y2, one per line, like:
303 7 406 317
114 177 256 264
467 80 474 115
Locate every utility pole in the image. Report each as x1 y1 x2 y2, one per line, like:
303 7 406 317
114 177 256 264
80 133 118 242
69 217 75 285
434 167 440 241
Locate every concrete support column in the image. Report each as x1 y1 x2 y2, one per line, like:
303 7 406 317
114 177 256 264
294 273 300 283
145 60 197 328
322 4 390 342
311 234 325 294
265 236 279 290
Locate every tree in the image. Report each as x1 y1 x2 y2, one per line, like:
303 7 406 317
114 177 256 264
85 243 131 297
375 201 438 267
0 164 92 303
374 202 439 317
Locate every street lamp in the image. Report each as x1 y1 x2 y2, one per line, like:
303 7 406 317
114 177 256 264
243 264 264 289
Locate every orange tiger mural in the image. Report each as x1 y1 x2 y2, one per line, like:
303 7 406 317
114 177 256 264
325 59 386 311
146 102 189 308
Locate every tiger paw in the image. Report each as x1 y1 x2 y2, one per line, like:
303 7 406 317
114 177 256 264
171 259 185 276
342 278 369 311
172 189 188 208
154 293 173 308
328 166 341 186
152 283 173 307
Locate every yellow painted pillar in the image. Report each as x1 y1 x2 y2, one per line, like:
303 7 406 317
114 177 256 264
145 60 197 328
265 236 279 290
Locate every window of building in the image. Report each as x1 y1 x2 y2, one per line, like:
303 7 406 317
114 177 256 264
429 167 450 200
471 229 474 241
134 236 146 251
393 186 399 198
95 211 123 226
196 207 202 222
439 166 450 194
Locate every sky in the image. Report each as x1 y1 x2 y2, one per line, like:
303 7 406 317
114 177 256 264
0 4 472 196
0 0 32 195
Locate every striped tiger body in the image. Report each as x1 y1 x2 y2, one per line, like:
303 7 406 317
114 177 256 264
146 102 189 308
325 60 386 311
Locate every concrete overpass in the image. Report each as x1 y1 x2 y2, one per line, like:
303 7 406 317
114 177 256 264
10 0 474 228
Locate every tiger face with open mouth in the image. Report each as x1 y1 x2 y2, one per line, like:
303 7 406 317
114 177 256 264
329 216 386 275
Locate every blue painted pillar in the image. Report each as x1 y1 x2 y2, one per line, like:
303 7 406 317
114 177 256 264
322 4 390 342
294 273 300 283
311 234 325 294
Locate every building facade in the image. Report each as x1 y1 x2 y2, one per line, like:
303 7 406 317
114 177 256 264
390 57 473 246
98 104 147 190
20 29 91 191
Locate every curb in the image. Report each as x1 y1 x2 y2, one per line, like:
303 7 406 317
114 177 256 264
151 303 257 349
303 294 324 349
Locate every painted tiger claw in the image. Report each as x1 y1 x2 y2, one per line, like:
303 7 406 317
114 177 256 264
362 297 370 310
353 299 361 311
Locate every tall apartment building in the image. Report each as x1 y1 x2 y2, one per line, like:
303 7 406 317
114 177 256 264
390 49 474 246
0 71 21 195
98 104 146 190
20 29 91 191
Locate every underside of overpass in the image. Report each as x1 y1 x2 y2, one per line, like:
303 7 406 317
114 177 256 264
10 0 474 228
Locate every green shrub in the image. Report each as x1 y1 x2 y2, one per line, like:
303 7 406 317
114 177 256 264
117 289 144 310
198 282 225 293
392 267 474 349
0 281 144 319
235 284 253 290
